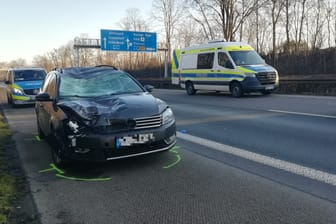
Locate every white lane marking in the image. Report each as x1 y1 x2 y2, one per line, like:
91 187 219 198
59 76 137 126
177 132 336 186
269 109 336 119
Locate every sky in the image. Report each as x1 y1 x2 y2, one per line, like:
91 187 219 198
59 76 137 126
0 0 153 64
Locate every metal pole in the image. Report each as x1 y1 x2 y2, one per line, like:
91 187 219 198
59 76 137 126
164 49 168 78
256 0 259 52
76 48 80 67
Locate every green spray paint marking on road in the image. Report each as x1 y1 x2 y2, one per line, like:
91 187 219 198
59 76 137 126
50 164 65 174
169 146 180 154
169 149 179 154
163 155 181 169
56 174 112 181
39 163 64 174
35 135 41 142
38 163 112 182
163 146 182 169
38 168 54 173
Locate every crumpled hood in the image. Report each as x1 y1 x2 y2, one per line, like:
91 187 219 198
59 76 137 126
58 92 168 121
239 64 276 73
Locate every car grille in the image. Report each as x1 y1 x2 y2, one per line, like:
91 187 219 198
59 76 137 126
134 115 162 130
93 115 162 133
256 72 277 85
23 88 39 95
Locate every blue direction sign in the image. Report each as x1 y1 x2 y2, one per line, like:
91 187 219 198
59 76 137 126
101 29 157 52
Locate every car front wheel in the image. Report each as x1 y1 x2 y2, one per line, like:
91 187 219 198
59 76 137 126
50 129 68 167
36 119 45 139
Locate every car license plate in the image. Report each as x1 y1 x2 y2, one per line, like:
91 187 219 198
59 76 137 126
265 85 274 90
117 133 155 147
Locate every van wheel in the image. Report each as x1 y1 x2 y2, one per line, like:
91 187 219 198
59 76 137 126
230 82 243 98
186 82 196 95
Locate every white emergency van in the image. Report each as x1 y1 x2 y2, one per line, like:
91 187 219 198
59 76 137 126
171 40 279 97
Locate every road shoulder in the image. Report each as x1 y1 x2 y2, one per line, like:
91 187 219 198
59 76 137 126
0 104 40 224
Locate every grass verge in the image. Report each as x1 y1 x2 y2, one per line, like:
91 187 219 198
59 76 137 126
0 114 16 224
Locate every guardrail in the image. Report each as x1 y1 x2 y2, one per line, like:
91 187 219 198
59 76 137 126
137 78 336 96
279 79 336 95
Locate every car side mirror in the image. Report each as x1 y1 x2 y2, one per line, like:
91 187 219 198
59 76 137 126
144 85 154 92
36 92 52 102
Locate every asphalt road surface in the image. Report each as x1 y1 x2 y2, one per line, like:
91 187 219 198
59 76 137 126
1 89 336 224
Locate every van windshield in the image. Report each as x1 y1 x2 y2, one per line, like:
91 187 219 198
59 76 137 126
229 50 265 66
14 70 46 81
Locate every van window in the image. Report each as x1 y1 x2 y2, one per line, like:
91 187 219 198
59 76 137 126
197 53 214 69
180 54 197 69
14 70 46 81
229 50 265 66
218 52 233 69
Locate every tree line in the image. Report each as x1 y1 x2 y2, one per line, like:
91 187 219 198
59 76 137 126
1 0 336 77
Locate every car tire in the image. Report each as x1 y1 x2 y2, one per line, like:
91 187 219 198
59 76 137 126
262 90 271 95
7 95 15 107
186 82 196 95
7 95 12 105
230 82 243 98
50 129 68 168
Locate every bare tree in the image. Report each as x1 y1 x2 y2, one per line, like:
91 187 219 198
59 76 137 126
152 0 184 61
298 0 307 47
325 0 333 48
308 0 326 49
118 8 150 70
33 55 54 71
187 0 260 41
284 0 290 48
174 19 205 48
7 59 27 68
270 0 285 61
118 8 149 31
186 0 216 40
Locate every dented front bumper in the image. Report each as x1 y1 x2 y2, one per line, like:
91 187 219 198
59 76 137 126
63 121 176 162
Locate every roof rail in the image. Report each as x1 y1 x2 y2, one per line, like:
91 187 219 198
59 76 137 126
208 39 226 43
95 65 118 70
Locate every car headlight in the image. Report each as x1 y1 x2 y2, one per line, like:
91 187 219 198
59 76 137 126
162 108 175 125
244 72 256 78
67 119 90 134
13 88 25 95
68 120 80 134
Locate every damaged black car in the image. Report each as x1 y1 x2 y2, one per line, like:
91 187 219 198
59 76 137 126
35 66 176 166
